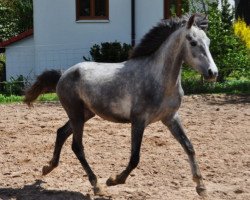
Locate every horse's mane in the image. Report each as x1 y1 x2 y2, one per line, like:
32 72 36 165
130 13 208 59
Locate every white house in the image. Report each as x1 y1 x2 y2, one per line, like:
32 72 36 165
0 0 234 80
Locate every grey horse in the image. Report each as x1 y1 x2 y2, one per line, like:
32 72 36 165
24 14 218 196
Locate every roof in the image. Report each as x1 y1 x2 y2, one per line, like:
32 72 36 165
0 29 33 48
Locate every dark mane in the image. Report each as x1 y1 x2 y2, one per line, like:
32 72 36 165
130 14 208 59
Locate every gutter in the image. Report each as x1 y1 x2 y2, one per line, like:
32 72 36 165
0 29 34 48
131 0 135 46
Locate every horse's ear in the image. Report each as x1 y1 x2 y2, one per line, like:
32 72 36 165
200 15 209 31
187 14 195 29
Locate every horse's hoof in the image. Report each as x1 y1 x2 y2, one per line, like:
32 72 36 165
93 184 110 197
106 175 125 186
196 186 207 197
42 165 53 175
106 176 117 186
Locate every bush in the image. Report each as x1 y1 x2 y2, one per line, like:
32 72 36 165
84 41 132 63
182 78 250 94
0 60 6 82
234 19 250 49
207 0 250 82
0 75 28 96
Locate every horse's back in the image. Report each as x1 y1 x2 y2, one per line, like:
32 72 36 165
57 61 125 88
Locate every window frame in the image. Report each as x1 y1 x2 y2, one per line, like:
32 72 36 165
76 0 109 20
164 0 182 19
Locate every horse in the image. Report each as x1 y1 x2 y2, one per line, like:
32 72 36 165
24 14 218 197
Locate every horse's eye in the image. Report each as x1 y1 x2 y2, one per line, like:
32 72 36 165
186 35 192 41
190 41 197 47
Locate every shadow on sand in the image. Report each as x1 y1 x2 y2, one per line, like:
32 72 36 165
0 180 111 200
206 94 250 105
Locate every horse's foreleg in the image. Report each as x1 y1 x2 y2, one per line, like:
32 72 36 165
42 121 72 175
162 114 206 196
106 120 145 186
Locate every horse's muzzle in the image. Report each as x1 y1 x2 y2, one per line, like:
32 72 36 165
204 68 218 81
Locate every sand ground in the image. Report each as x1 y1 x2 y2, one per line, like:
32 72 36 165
0 94 249 200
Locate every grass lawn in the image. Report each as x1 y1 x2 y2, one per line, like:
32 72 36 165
0 93 58 104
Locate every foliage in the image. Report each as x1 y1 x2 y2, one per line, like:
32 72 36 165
0 54 5 62
0 54 5 80
234 19 250 49
182 79 250 94
189 0 208 13
38 93 59 102
0 94 23 103
0 93 59 104
0 60 5 82
84 42 132 63
0 75 28 96
207 0 250 82
182 67 250 94
0 0 33 41
181 0 189 13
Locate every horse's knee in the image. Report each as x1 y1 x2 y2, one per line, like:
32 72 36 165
182 138 196 156
72 140 82 155
56 129 66 143
57 123 71 140
72 140 86 161
56 128 65 143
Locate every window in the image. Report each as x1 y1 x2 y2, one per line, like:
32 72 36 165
76 0 109 20
164 0 182 19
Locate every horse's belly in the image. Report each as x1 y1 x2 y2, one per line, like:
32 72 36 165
83 94 132 123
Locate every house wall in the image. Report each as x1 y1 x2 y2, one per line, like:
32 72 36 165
5 36 35 80
33 0 132 74
135 0 164 42
8 0 237 79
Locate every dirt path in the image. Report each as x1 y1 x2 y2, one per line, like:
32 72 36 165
0 94 249 200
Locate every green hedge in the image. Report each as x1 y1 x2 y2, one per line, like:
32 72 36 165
182 79 250 95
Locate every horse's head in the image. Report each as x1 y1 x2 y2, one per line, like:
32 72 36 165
183 15 218 81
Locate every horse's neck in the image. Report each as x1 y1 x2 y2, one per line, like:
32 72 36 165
153 28 185 90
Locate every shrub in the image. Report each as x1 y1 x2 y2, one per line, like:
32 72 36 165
84 41 132 63
182 79 250 94
207 0 250 82
0 75 28 96
0 60 6 82
234 19 250 49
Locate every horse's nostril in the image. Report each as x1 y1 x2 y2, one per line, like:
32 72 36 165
208 69 213 78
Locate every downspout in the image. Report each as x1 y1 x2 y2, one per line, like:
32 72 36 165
131 0 136 46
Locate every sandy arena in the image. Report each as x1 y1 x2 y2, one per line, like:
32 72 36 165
0 94 249 200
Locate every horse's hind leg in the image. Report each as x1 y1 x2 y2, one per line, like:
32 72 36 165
42 121 72 175
42 111 95 176
106 119 145 186
162 114 206 197
67 104 105 196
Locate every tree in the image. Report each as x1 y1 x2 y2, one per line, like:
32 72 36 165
0 0 33 41
207 0 250 82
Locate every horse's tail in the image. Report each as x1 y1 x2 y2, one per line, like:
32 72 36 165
23 70 62 106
